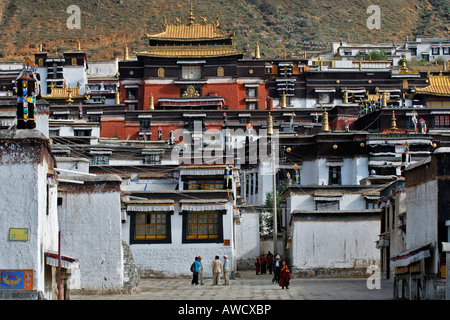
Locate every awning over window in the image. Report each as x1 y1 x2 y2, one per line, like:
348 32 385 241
127 202 175 212
180 169 225 176
45 253 80 270
315 87 336 93
181 200 228 212
390 243 431 268
313 197 341 201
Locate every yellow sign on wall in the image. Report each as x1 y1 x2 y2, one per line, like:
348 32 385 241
9 228 29 241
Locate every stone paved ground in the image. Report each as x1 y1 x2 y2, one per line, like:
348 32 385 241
71 270 394 300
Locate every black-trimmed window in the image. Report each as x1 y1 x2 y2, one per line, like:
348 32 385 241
316 200 340 211
328 166 342 185
130 211 172 244
181 65 202 80
182 211 224 243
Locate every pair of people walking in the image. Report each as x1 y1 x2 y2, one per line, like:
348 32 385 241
191 255 230 286
271 255 291 289
211 255 230 285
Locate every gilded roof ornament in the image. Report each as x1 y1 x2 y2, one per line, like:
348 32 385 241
254 42 261 59
214 14 220 27
187 3 195 25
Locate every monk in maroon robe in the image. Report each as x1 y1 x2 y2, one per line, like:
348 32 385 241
255 256 261 275
279 261 291 289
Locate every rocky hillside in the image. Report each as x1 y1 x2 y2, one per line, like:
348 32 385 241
0 0 448 61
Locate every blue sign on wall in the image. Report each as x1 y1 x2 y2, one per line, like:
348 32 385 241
0 270 33 290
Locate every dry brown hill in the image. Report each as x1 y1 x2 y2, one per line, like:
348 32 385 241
0 0 448 61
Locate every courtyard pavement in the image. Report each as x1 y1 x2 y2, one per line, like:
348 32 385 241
71 270 394 301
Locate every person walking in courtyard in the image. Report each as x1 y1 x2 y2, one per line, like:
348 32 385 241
260 254 267 274
279 260 291 289
223 255 230 285
198 256 204 285
255 255 261 275
191 257 201 285
272 255 281 283
267 252 273 274
211 255 223 285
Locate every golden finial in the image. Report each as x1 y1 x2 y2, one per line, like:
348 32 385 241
66 85 74 104
280 91 287 108
400 54 408 73
322 108 329 132
187 3 195 25
343 87 349 104
149 93 154 110
382 91 388 108
39 43 43 52
77 41 81 51
391 110 398 131
163 17 168 28
214 14 220 27
254 42 261 59
115 90 120 104
124 45 129 61
267 112 273 136
201 17 208 25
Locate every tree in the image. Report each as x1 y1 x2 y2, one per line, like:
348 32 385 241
261 181 288 235
364 49 387 61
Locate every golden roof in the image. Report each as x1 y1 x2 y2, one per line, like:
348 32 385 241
137 45 240 58
42 82 87 102
139 4 240 58
415 73 450 97
147 24 230 41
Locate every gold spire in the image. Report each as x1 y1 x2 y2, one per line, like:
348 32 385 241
400 54 408 73
254 42 261 59
267 112 273 136
149 93 155 110
280 91 287 108
77 40 81 51
382 91 388 107
115 90 120 104
321 108 329 132
66 85 74 104
187 3 195 25
124 45 129 61
391 110 398 131
343 87 349 104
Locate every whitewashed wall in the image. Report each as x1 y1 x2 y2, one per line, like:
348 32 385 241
291 219 380 271
123 202 234 278
59 189 124 293
300 157 368 185
234 208 260 269
406 179 439 272
0 160 58 297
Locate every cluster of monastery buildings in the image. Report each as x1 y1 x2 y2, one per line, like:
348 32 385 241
1 6 450 300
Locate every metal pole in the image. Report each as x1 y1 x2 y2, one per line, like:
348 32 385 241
272 145 277 257
446 220 450 300
58 231 61 300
